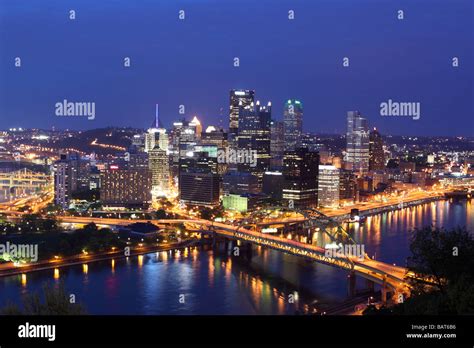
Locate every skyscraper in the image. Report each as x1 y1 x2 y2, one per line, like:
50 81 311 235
53 153 91 208
149 146 170 196
145 104 167 153
189 116 202 140
283 99 303 151
179 172 220 207
369 128 385 171
270 119 285 168
229 89 255 139
223 171 259 195
100 165 152 208
145 128 169 153
144 130 157 153
262 171 284 200
282 148 319 207
339 169 357 203
345 111 370 174
237 101 272 183
318 165 340 208
53 157 70 209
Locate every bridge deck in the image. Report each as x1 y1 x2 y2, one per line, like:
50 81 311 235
59 216 410 294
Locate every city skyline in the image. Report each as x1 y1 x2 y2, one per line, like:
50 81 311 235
1 0 472 136
0 0 473 341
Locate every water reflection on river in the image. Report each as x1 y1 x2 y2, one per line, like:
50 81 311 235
0 200 472 314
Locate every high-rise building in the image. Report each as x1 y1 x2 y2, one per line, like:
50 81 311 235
222 171 259 195
145 127 168 153
53 157 70 209
168 118 200 179
282 148 319 207
178 119 198 157
100 166 152 208
262 171 284 200
132 134 145 149
318 165 340 208
270 119 285 168
283 99 303 151
144 130 157 153
149 147 170 196
179 171 220 207
345 111 370 174
189 116 202 140
145 104 167 153
179 151 218 175
53 153 91 208
201 127 228 148
369 128 385 171
237 101 272 184
128 152 149 170
229 89 255 140
157 129 169 151
339 169 357 203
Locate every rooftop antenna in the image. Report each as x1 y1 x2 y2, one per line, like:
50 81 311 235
155 103 159 128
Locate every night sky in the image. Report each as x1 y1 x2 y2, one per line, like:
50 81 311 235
0 0 472 136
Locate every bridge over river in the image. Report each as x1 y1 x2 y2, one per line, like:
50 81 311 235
60 214 414 303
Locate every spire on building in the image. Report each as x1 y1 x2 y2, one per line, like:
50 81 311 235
151 103 164 129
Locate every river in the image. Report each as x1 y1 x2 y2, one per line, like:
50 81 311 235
0 199 472 314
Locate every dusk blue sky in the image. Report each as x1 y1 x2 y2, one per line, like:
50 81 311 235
0 0 473 136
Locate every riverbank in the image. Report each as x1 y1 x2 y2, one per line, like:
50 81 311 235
0 239 199 277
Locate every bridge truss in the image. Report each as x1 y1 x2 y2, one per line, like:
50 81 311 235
235 206 365 270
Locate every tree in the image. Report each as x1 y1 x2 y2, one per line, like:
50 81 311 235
400 226 474 314
40 218 58 232
407 227 474 294
365 227 474 315
362 304 393 315
1 281 86 315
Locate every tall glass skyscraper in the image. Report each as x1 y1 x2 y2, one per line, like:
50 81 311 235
283 99 303 151
237 101 272 187
229 89 255 137
149 146 170 196
345 111 370 174
282 148 319 207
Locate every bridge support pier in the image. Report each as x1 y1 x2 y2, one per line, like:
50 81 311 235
381 279 391 304
347 271 356 297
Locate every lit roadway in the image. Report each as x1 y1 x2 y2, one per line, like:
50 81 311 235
59 216 412 300
319 189 445 217
0 189 53 214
